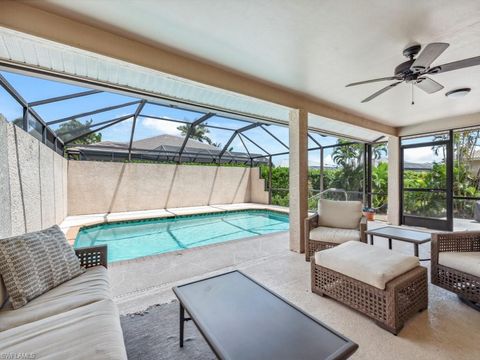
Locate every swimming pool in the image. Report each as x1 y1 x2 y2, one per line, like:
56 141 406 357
74 210 289 262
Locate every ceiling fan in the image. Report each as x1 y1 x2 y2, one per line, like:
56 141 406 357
346 42 480 103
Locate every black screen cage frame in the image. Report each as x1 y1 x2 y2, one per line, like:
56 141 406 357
0 64 386 166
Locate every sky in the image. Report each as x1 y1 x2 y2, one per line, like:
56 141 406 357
0 70 344 166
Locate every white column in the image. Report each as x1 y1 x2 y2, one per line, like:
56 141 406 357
289 109 308 252
387 136 400 225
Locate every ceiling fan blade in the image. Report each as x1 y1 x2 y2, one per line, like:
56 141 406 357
428 56 480 74
346 77 399 87
411 43 449 72
361 81 403 103
415 77 444 94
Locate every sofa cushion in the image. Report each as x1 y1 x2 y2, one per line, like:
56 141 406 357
439 251 480 278
0 266 110 332
309 226 360 244
0 299 127 360
318 199 362 229
0 225 85 309
314 241 420 289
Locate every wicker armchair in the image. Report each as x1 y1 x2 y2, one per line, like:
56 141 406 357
431 232 480 308
305 200 367 261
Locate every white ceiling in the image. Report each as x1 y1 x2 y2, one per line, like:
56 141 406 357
0 28 291 123
26 0 480 128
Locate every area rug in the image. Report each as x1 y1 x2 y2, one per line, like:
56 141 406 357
120 300 215 360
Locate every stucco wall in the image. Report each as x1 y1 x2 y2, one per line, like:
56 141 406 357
387 136 400 226
250 167 269 204
67 161 268 215
0 121 68 239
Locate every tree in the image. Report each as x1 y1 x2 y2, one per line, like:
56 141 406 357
58 119 102 144
372 143 387 160
331 140 364 191
177 124 215 145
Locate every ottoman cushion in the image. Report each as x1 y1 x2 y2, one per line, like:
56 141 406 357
314 241 419 289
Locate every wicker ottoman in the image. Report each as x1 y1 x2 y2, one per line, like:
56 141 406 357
311 241 428 335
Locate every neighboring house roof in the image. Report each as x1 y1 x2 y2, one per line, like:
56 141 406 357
67 134 266 163
86 134 218 151
403 162 433 170
132 134 217 151
308 165 338 170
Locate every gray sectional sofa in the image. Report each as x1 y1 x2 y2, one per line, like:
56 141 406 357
0 245 127 360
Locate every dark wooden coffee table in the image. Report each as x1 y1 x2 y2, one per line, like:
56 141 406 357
172 271 358 360
365 226 431 260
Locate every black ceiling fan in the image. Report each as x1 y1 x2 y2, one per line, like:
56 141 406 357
346 42 480 103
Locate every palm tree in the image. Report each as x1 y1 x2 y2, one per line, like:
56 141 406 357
372 143 387 160
332 140 362 168
177 124 214 145
331 140 364 191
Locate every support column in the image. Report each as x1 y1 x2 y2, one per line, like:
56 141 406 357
289 109 308 253
387 136 400 225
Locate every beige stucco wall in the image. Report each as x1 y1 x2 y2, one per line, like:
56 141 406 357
0 120 68 239
67 161 268 215
249 167 269 204
289 109 308 253
387 136 400 226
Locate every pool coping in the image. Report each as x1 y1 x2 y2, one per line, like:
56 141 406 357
62 203 289 245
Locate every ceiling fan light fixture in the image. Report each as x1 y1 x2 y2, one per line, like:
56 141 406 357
445 88 471 98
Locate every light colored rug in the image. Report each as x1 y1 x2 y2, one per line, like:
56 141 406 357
120 301 215 360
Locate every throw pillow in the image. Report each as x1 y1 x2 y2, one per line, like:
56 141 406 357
0 225 85 309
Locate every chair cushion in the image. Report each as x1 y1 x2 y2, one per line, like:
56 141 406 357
314 241 420 290
0 299 127 360
318 199 362 229
309 226 360 244
0 266 110 332
0 225 85 309
439 251 480 278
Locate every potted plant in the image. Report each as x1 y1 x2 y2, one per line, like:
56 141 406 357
362 207 375 221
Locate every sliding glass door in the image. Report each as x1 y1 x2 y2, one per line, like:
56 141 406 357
400 133 453 230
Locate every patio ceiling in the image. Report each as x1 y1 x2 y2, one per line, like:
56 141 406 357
23 0 480 129
0 27 386 146
0 22 388 143
0 27 291 126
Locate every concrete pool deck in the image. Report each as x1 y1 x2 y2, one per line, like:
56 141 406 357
107 220 479 360
60 202 289 244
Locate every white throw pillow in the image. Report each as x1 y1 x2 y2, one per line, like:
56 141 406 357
318 199 362 229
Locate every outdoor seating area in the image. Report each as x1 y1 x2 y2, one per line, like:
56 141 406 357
1 1 480 359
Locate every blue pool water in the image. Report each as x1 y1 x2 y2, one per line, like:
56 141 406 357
74 210 289 262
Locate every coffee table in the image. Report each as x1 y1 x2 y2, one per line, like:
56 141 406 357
365 226 431 260
172 271 358 360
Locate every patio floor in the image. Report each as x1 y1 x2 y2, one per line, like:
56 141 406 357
103 218 480 360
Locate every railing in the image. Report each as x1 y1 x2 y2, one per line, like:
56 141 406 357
268 187 365 211
311 188 348 201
